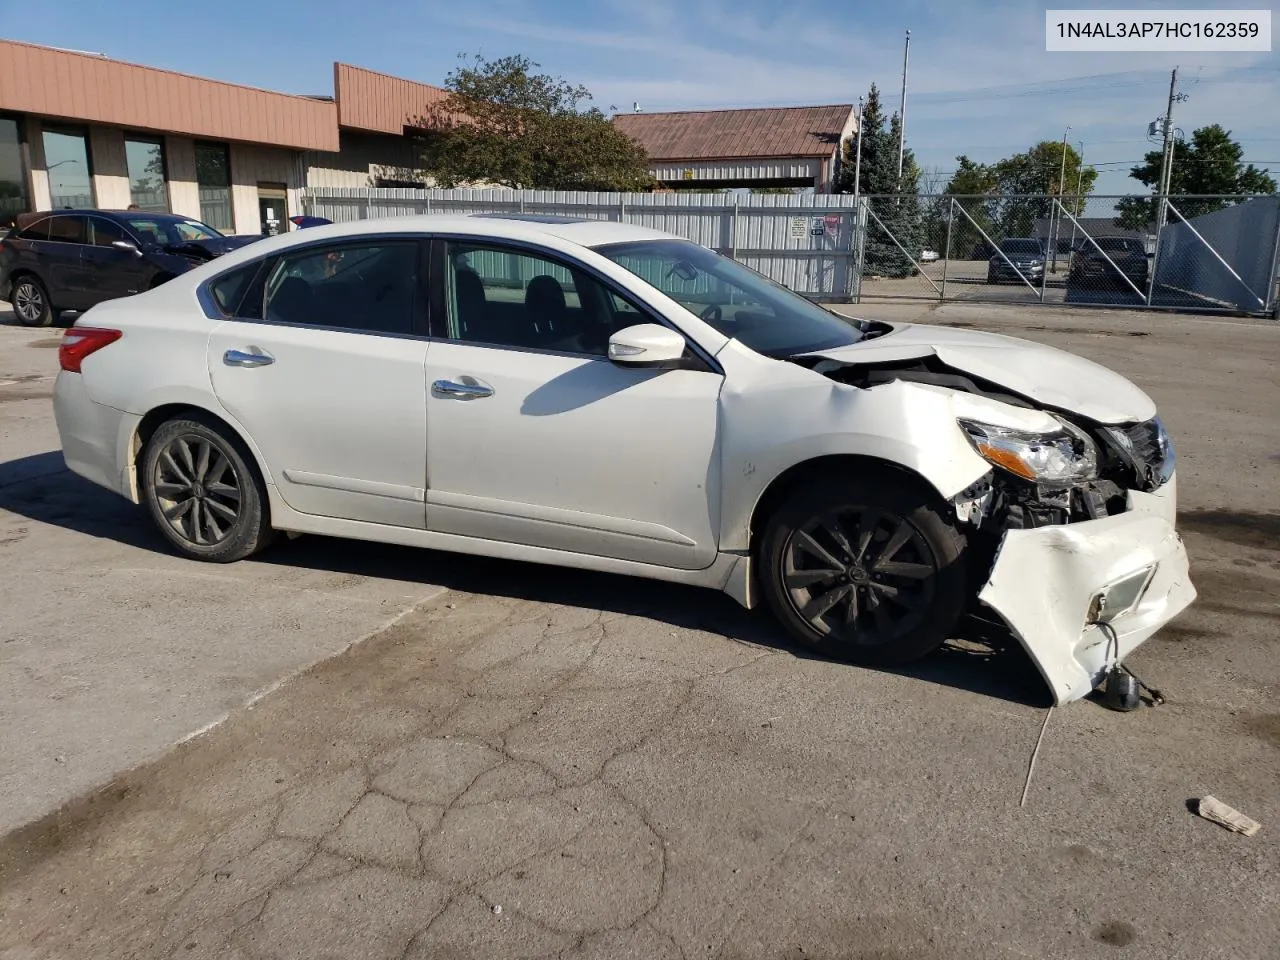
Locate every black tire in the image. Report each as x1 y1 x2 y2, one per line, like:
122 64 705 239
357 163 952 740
985 273 997 285
11 275 58 327
758 474 968 666
141 414 274 563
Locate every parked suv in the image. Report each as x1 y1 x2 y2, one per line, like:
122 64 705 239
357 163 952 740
986 238 1045 285
1068 235 1150 292
1 210 261 326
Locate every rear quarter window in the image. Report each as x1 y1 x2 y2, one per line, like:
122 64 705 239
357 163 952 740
208 262 263 317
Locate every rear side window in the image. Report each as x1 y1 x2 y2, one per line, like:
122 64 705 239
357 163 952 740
209 263 263 317
47 215 87 244
263 242 419 335
17 218 50 241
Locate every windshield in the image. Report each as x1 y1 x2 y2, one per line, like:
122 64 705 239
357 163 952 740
126 216 223 246
594 239 864 357
999 239 1042 255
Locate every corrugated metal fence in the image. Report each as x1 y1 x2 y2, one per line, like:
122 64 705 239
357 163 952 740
302 188 866 300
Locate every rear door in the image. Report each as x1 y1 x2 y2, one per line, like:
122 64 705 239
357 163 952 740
205 237 432 529
42 214 90 309
85 217 150 303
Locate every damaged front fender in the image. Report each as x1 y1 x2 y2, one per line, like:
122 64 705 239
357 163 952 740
978 486 1195 705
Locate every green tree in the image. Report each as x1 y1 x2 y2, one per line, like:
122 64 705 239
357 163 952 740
834 83 922 277
411 54 653 191
1114 124 1277 228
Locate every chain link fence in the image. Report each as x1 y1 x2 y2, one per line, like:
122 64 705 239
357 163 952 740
856 193 1280 316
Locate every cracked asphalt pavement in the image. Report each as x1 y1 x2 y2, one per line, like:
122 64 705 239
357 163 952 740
2 303 1279 959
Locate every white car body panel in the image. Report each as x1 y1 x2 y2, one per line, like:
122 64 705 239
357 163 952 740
980 482 1195 705
806 322 1157 425
51 214 1194 706
207 321 429 529
422 339 723 569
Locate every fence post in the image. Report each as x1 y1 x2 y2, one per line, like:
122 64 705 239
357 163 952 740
730 200 738 260
620 198 626 223
1038 200 1052 303
941 198 954 301
1146 195 1166 307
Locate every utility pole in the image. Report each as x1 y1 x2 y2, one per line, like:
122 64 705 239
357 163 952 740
1156 66 1180 230
896 29 910 190
853 96 864 200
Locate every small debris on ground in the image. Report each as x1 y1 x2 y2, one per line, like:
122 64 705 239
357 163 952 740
54 755 66 764
492 904 502 916
1195 796 1261 837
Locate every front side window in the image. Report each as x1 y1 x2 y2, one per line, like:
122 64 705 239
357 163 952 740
47 215 87 244
194 142 232 232
89 218 131 247
596 239 864 358
125 138 169 213
42 127 94 210
0 117 30 227
444 242 639 356
264 242 419 334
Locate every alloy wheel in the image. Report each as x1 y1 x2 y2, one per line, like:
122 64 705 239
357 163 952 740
782 507 937 646
14 282 43 323
151 434 243 546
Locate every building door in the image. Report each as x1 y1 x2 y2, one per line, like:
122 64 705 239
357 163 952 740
257 183 288 237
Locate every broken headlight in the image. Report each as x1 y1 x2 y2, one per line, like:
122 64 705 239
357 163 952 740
958 417 1098 483
1103 416 1176 489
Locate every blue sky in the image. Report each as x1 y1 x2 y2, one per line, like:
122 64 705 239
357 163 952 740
4 0 1278 194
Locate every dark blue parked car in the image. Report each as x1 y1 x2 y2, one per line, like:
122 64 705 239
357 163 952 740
0 209 262 326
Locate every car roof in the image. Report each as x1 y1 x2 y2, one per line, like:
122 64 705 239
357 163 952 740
25 209 194 221
201 214 684 268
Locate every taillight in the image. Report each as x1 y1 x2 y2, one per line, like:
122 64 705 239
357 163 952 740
59 327 122 373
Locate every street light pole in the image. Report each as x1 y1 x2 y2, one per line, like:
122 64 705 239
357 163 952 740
1156 66 1180 231
896 29 910 191
1050 125 1070 273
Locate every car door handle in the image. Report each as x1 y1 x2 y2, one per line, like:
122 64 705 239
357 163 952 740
223 348 275 368
432 379 494 399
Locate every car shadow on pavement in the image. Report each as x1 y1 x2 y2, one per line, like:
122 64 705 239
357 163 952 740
0 451 1051 708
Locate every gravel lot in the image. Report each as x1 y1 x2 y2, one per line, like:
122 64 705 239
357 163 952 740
1 300 1277 959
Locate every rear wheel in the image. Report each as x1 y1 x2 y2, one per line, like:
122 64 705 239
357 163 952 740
758 475 968 666
11 276 57 327
142 415 274 563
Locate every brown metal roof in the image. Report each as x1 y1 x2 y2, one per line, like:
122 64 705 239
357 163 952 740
0 39 339 151
334 63 451 136
613 104 854 161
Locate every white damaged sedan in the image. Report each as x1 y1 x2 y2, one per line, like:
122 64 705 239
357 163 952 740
53 215 1195 704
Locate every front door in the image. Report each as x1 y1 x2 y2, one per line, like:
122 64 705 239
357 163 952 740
423 240 724 570
84 216 149 302
205 238 431 528
257 184 288 237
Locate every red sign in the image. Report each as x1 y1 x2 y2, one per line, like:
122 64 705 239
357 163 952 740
824 214 841 228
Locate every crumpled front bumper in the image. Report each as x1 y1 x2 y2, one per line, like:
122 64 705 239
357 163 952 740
978 479 1195 705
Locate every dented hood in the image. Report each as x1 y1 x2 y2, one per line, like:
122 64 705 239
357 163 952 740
804 322 1156 425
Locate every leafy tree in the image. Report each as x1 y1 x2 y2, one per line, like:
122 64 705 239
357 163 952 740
1114 124 1277 229
411 54 653 191
834 83 922 277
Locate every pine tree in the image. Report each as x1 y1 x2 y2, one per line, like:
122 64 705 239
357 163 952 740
835 84 922 277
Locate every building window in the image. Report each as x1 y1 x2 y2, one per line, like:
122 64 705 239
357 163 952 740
0 117 30 228
42 126 94 210
194 141 232 232
124 137 169 212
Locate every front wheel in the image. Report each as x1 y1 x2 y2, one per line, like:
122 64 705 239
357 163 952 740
758 475 968 666
142 415 274 562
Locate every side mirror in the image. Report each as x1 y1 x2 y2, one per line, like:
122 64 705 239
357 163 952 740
607 323 689 369
112 239 142 258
